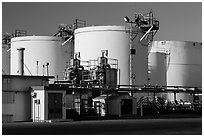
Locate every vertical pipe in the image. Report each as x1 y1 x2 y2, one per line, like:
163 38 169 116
79 92 81 115
17 47 25 76
106 93 108 115
36 61 39 76
174 91 177 103
72 91 75 109
129 23 133 86
34 101 35 122
118 69 120 85
141 102 143 117
37 103 40 122
43 65 45 76
46 62 49 76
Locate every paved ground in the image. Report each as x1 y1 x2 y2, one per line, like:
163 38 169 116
2 118 202 135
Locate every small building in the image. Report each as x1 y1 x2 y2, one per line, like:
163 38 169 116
2 75 53 123
93 92 137 117
106 93 137 117
30 84 95 122
31 86 66 122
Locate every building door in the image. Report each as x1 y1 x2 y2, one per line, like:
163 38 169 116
48 93 63 119
121 99 132 115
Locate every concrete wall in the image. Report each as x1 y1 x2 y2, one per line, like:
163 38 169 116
2 76 49 91
2 75 50 122
107 98 119 116
106 95 137 117
3 91 31 122
132 97 137 115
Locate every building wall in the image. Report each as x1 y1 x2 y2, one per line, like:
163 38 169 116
106 95 137 117
107 98 119 116
2 76 50 122
2 76 49 91
2 91 31 122
132 97 137 115
31 88 67 121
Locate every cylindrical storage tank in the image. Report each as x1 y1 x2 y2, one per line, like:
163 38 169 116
2 44 10 75
148 52 167 87
74 26 149 86
152 41 202 87
75 26 130 85
151 41 202 102
166 41 202 87
11 36 73 82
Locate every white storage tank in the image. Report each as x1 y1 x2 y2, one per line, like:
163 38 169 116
151 41 202 87
148 52 167 101
148 52 167 87
74 26 149 86
166 41 202 87
151 41 202 101
10 36 73 82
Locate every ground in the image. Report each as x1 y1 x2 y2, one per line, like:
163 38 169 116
2 117 202 135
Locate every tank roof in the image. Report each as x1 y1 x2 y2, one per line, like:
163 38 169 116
153 40 202 44
11 36 62 43
75 25 127 34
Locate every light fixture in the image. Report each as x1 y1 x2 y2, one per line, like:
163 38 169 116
123 16 130 23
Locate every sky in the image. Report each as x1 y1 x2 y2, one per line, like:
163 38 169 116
2 2 202 42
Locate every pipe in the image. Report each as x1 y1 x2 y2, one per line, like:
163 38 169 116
37 61 39 76
43 65 45 76
17 47 25 76
140 25 153 41
46 62 49 76
61 35 73 46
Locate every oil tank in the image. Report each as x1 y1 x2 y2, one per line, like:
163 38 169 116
151 41 202 87
148 52 167 101
74 26 149 86
10 36 73 82
148 52 167 87
151 41 202 101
